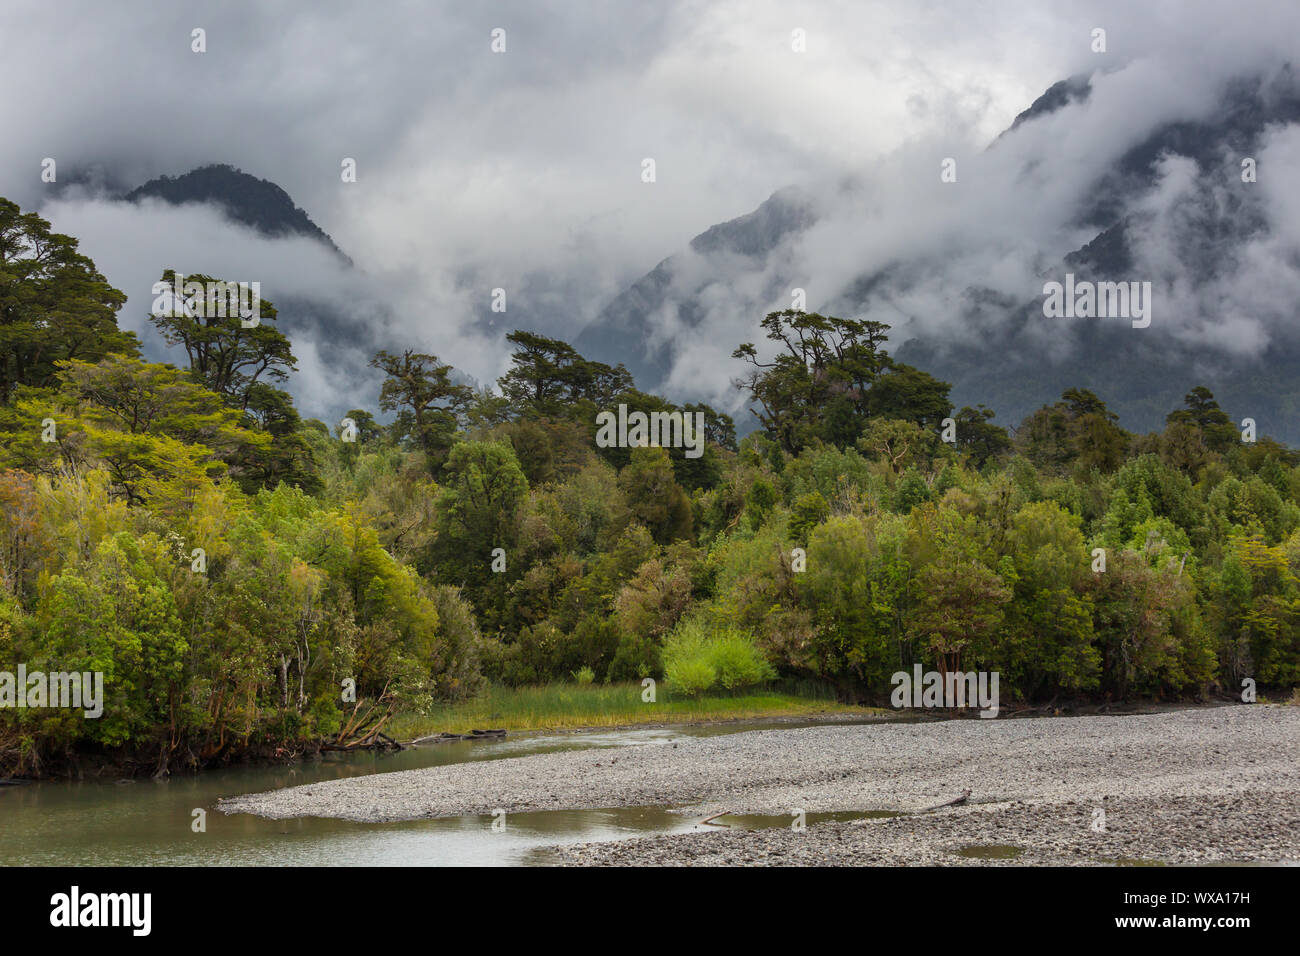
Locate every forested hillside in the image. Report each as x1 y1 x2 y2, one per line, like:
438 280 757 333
2 198 1297 776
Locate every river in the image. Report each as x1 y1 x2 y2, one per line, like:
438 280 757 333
0 720 870 866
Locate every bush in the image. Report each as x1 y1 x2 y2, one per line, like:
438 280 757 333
667 655 717 695
662 618 775 695
607 628 662 682
708 630 777 688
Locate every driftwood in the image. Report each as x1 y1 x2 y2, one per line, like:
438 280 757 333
410 728 507 745
919 789 971 812
698 811 730 826
321 730 404 753
411 732 464 744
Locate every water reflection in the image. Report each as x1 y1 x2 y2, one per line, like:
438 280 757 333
0 719 875 866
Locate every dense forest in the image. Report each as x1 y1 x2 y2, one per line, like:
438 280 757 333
2 197 1298 776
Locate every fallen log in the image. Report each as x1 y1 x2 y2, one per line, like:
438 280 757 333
410 729 507 745
411 732 467 744
319 733 404 753
919 789 971 812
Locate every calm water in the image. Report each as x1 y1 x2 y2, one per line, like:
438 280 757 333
0 720 866 866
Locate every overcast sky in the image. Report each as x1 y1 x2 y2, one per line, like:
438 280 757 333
3 0 1298 419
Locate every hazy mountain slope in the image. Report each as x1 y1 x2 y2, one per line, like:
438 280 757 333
903 65 1300 438
126 164 351 264
575 65 1300 442
573 185 816 388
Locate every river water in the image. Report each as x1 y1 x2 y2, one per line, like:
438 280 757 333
0 720 868 866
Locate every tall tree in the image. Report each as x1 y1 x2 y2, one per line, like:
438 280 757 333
733 310 911 453
0 355 264 503
1166 385 1238 453
498 330 632 417
369 349 472 466
0 198 138 404
1016 388 1129 474
951 404 1012 468
148 270 295 410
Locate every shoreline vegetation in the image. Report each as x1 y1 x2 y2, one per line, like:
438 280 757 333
3 199 1300 780
387 681 874 740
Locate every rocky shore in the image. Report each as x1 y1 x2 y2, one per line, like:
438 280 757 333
219 704 1300 865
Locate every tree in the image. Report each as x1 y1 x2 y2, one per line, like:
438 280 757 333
1 356 265 504
149 270 296 410
340 408 383 445
147 272 318 490
429 440 529 620
999 500 1100 695
952 405 1012 468
1091 549 1213 697
802 513 909 687
498 331 632 418
858 418 938 474
683 402 737 451
0 470 50 603
1166 386 1237 453
237 383 323 494
369 349 471 466
733 310 893 453
906 554 1010 676
1016 388 1129 474
867 363 952 428
617 447 693 544
0 198 138 404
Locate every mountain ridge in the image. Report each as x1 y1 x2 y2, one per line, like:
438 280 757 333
124 163 351 265
573 65 1300 443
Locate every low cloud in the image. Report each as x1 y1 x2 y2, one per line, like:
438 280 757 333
3 0 1299 421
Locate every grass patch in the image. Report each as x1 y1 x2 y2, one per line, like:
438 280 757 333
388 681 878 739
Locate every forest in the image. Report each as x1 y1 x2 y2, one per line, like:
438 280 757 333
2 196 1298 776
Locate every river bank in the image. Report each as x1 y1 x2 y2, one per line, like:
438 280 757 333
218 704 1300 864
547 789 1300 865
385 682 869 740
1 682 872 780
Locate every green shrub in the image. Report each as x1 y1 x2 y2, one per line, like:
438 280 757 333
665 655 717 696
708 630 778 688
607 628 663 681
662 618 775 695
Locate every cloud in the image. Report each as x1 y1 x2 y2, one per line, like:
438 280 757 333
3 0 1299 420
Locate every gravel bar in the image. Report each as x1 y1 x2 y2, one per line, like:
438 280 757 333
547 790 1300 865
219 705 1300 854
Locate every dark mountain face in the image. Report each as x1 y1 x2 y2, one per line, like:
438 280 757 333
118 164 378 424
572 185 816 388
125 164 350 264
999 75 1092 139
573 65 1300 443
905 65 1300 440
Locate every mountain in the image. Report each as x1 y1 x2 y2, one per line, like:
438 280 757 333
573 185 816 388
997 75 1092 140
118 164 376 424
574 64 1300 443
125 164 351 264
902 65 1300 440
